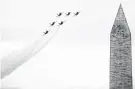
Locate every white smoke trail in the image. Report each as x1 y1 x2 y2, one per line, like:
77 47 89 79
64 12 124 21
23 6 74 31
1 26 60 79
1 11 79 79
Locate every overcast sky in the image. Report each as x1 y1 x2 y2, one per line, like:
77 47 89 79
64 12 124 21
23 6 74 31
0 0 135 89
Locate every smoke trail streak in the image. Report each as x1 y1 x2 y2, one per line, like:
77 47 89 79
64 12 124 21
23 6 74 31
1 11 79 79
1 26 60 79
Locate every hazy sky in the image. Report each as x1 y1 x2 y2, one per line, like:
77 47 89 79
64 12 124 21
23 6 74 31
0 0 135 45
0 0 135 89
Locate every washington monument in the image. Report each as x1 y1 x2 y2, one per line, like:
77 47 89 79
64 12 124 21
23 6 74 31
110 4 133 89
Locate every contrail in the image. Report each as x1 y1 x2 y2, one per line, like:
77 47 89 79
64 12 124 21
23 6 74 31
1 26 60 79
1 11 80 79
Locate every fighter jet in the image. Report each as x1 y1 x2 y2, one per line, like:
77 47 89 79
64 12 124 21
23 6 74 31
49 22 56 26
43 30 49 34
65 12 71 16
57 12 63 17
74 12 80 16
58 21 66 26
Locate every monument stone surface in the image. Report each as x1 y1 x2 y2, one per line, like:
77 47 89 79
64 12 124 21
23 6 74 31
110 4 133 89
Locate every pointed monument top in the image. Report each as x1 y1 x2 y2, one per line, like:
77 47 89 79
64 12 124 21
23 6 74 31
115 4 126 21
119 3 122 8
118 3 123 12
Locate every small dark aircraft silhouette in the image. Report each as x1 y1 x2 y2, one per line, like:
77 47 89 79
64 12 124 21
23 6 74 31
50 22 56 26
58 21 66 26
57 12 62 17
74 12 80 16
43 30 49 34
65 12 71 16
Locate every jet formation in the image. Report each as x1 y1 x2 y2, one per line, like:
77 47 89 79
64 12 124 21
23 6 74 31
43 11 80 35
49 22 56 26
74 12 80 16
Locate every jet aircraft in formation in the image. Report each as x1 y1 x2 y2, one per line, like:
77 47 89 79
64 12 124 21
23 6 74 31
56 11 80 17
43 30 49 34
43 11 80 35
58 21 66 26
57 12 63 17
74 12 80 16
49 22 56 26
65 12 71 16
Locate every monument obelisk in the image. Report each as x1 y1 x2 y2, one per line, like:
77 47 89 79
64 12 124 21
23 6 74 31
110 4 133 89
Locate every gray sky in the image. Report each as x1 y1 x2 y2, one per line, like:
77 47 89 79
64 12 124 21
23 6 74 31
0 0 135 89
